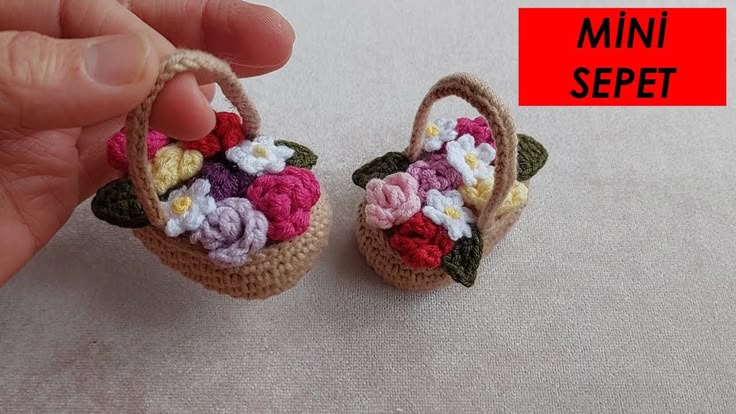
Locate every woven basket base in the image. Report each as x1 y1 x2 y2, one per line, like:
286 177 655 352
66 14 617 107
133 194 332 299
356 199 524 292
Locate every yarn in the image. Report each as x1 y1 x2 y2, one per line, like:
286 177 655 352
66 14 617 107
364 172 421 230
214 111 246 150
352 152 411 189
459 178 493 214
91 178 149 228
456 116 495 149
161 179 217 237
195 160 255 201
135 195 331 299
190 197 268 268
406 154 462 201
441 225 483 287
445 134 495 186
422 118 458 153
107 128 168 172
276 140 318 169
226 136 295 176
180 133 222 157
148 144 204 194
460 179 528 215
247 166 321 241
517 133 548 181
179 112 246 157
388 212 454 269
421 189 475 241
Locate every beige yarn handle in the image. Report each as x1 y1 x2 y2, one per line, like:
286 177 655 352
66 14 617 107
126 49 261 229
406 73 518 233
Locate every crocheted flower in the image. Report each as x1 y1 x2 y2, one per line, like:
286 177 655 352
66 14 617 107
455 116 495 148
148 144 204 194
226 136 295 176
107 128 168 172
388 212 454 269
446 134 496 186
180 112 245 157
246 166 320 241
422 189 475 241
195 160 255 201
190 197 268 268
161 179 216 237
364 172 421 230
406 154 462 202
423 118 458 153
461 179 528 215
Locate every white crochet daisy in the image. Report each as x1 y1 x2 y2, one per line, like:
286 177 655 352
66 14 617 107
446 134 496 186
162 179 217 237
423 118 458 152
225 136 295 176
421 189 476 241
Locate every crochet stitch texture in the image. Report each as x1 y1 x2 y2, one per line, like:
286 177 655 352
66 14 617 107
353 72 547 291
106 49 331 299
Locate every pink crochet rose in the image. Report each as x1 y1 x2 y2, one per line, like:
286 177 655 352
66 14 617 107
107 128 169 172
456 116 495 149
407 154 462 202
364 172 421 230
246 166 321 242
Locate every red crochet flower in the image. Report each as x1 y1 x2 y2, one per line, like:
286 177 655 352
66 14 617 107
388 212 454 269
181 112 245 157
456 116 495 149
246 167 321 241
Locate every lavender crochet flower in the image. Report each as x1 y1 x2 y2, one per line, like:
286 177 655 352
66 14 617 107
190 198 268 268
407 154 462 201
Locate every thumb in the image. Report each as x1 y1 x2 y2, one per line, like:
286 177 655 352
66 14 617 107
0 31 159 130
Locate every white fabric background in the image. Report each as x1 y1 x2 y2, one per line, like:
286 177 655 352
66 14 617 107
2 0 735 412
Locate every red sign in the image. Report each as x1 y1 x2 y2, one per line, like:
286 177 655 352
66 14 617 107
518 8 727 106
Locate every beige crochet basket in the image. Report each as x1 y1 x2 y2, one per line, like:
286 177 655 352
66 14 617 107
355 73 525 291
126 50 331 299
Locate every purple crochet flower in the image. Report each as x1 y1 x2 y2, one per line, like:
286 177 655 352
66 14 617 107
407 154 462 201
195 160 255 201
456 116 495 149
190 198 268 268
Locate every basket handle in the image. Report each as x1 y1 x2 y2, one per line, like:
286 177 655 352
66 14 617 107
126 49 261 229
405 73 518 234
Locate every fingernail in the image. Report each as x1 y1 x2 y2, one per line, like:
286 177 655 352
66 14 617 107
86 35 151 86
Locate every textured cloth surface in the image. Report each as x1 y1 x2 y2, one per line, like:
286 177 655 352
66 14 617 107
2 0 736 412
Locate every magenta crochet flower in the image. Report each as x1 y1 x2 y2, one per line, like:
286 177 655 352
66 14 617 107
456 116 495 149
190 198 268 268
246 166 321 242
107 128 168 172
407 154 462 202
364 172 421 230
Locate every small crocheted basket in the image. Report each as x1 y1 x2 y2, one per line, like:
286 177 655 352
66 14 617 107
352 73 547 291
91 50 331 299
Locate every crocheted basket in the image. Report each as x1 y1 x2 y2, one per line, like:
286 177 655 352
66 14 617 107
352 73 547 291
93 50 331 299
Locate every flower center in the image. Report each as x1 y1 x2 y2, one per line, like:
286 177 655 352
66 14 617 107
465 153 479 169
171 196 193 215
425 124 440 138
253 144 270 158
443 207 461 220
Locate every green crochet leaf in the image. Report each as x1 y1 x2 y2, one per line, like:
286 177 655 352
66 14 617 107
517 133 548 181
91 178 150 228
276 140 318 169
442 225 483 288
351 152 410 189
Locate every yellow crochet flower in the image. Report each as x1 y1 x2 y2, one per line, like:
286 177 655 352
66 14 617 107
148 144 204 194
459 179 528 216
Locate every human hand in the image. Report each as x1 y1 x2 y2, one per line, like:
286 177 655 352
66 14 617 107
0 0 295 285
